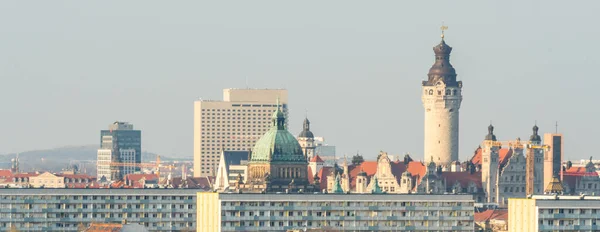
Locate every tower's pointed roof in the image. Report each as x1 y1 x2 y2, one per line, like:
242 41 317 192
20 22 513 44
371 176 384 194
423 35 460 87
544 175 564 194
332 174 344 193
250 98 306 163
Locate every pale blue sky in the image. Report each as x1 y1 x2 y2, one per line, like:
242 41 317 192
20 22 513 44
0 1 598 161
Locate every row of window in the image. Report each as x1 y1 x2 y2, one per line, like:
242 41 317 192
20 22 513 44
202 108 281 112
0 195 193 200
222 201 470 207
424 89 459 96
222 220 471 229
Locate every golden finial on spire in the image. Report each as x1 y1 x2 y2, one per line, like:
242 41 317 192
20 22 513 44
440 22 448 39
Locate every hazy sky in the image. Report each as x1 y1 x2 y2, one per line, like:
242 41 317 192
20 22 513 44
0 1 598 162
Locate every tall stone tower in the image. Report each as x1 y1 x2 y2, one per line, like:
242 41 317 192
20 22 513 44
481 124 499 203
529 125 545 194
297 117 315 160
422 32 463 165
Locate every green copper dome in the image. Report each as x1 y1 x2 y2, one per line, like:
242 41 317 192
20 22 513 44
250 101 307 163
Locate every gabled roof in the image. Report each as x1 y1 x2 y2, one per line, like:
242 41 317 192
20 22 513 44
309 155 324 163
317 167 333 190
222 151 249 173
124 174 159 182
470 147 513 167
0 170 12 178
474 209 508 222
345 161 427 190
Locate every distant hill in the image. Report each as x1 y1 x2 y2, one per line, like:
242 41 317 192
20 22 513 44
0 145 180 174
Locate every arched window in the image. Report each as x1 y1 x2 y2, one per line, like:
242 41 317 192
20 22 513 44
428 89 433 95
437 90 442 95
453 89 457 95
446 89 450 95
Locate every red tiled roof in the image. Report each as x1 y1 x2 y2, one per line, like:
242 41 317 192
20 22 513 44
85 222 123 232
345 161 427 190
564 167 598 176
59 174 96 180
317 167 333 190
124 174 159 182
471 147 513 167
310 155 324 163
307 166 314 184
12 173 39 178
441 171 482 188
475 209 508 222
0 170 12 178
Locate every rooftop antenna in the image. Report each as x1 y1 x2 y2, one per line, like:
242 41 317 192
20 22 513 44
245 77 249 89
555 121 558 133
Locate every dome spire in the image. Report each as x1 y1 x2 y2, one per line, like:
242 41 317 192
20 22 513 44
423 24 459 87
272 97 285 130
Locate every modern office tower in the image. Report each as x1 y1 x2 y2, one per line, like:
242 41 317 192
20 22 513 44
421 33 463 166
97 122 141 181
193 89 288 177
0 189 197 231
543 133 563 189
197 193 475 232
509 195 600 232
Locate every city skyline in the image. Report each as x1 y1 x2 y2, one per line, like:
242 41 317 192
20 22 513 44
1 1 599 162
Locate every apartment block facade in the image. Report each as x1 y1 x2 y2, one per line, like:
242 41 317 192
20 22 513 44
197 193 475 232
509 195 600 232
0 189 197 231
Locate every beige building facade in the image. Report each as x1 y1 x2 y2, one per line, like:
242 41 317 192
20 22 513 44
193 89 288 177
29 172 64 188
509 195 600 232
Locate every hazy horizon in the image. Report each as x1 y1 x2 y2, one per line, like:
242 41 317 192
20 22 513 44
1 1 598 162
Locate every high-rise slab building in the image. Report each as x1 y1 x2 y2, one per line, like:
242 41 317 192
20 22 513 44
422 33 463 165
543 133 563 189
193 89 288 177
97 121 141 181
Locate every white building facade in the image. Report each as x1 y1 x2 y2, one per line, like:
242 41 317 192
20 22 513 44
422 36 463 166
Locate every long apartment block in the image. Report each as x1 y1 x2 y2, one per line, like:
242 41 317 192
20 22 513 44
0 189 198 231
198 193 475 232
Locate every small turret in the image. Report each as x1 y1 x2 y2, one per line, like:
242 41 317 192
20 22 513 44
530 124 541 144
485 124 497 141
